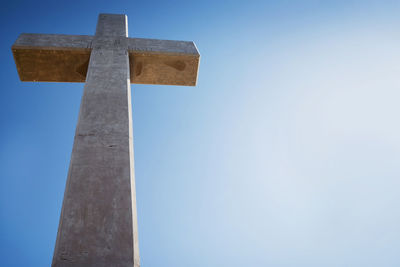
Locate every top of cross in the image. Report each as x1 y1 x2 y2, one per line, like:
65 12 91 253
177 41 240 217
12 14 200 86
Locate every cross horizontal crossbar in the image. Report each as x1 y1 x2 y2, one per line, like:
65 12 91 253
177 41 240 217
12 33 200 86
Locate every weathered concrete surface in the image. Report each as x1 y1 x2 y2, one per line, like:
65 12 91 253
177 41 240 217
12 34 92 82
12 33 93 49
51 14 139 267
12 33 200 85
128 38 199 85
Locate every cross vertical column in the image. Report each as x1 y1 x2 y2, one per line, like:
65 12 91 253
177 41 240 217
52 14 139 267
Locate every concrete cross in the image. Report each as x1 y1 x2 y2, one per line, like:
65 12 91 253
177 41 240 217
12 13 200 267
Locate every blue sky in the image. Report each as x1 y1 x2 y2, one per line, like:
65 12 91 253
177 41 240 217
1 0 400 266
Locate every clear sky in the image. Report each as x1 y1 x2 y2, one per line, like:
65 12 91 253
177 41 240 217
1 0 400 266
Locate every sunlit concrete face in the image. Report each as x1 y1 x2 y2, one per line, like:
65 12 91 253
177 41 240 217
11 13 200 267
12 31 200 85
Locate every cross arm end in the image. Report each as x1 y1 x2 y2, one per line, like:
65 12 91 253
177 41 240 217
12 33 93 83
127 37 200 86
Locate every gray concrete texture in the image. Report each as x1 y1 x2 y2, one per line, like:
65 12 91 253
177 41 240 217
52 14 138 267
11 13 200 266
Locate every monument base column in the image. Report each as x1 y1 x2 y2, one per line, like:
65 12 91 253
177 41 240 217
52 14 139 267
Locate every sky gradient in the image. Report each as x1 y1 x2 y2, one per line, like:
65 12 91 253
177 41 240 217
1 0 400 266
